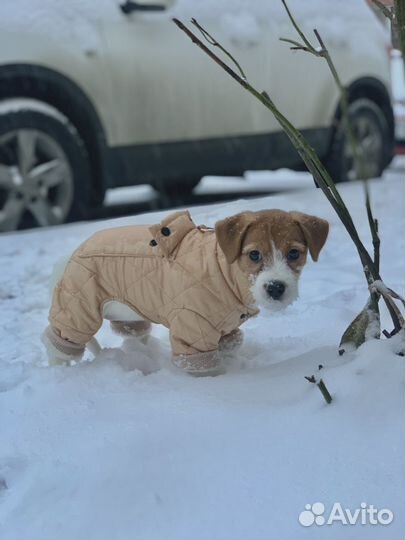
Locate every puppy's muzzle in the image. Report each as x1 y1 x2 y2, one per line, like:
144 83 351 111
264 280 286 300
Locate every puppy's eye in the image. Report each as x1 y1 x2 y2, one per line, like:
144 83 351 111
287 249 300 261
249 250 262 263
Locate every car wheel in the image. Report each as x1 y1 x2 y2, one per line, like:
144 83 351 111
325 98 390 183
0 100 92 232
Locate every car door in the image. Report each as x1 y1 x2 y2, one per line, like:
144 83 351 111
267 7 338 131
99 2 278 148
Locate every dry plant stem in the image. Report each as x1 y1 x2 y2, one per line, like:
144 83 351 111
318 379 333 404
305 374 333 404
370 0 395 19
382 295 405 327
172 18 402 334
280 2 380 277
281 1 355 157
371 0 405 69
280 0 315 51
385 287 405 309
312 28 381 312
371 282 405 328
280 1 390 322
174 17 361 259
191 18 247 80
311 35 381 277
396 0 405 60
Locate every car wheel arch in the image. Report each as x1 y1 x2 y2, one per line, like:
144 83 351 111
324 76 395 182
339 77 394 142
0 63 108 205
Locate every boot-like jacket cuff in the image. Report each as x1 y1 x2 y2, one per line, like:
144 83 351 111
218 328 243 352
45 325 85 357
172 350 223 375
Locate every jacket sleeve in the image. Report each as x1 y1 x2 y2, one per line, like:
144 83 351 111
169 309 222 356
49 258 104 346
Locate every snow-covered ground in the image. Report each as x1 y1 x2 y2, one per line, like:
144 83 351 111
1 162 404 540
105 168 313 206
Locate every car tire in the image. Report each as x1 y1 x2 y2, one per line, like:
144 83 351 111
325 98 391 183
0 99 92 232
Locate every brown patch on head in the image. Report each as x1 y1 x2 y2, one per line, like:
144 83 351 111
289 211 329 261
215 209 329 272
214 211 256 264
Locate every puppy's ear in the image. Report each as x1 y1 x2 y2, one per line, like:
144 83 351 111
290 212 329 261
215 212 254 264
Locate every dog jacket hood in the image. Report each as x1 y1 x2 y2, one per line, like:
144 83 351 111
49 211 259 356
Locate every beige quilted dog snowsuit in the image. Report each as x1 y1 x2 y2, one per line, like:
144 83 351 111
47 210 258 373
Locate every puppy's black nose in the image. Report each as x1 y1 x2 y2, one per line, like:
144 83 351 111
265 280 286 300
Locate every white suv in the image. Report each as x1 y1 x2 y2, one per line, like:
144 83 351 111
0 0 394 231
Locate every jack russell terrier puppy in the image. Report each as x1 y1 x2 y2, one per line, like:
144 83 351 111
43 209 329 375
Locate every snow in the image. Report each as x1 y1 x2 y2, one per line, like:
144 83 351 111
0 0 121 50
0 0 387 53
1 161 405 540
105 168 313 206
0 98 70 125
172 0 388 53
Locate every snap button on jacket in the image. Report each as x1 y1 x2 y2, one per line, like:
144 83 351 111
49 211 259 356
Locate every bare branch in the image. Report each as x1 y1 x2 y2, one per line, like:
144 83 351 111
190 18 248 80
318 379 333 404
305 373 333 404
173 18 250 90
370 281 405 328
280 0 316 52
279 37 315 54
370 0 395 20
279 1 385 326
394 0 405 62
173 17 402 336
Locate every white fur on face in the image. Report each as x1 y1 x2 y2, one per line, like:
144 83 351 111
249 245 299 312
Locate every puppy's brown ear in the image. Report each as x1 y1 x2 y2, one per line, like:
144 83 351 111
290 212 329 261
215 212 254 264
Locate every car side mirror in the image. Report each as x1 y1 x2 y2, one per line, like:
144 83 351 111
120 0 173 14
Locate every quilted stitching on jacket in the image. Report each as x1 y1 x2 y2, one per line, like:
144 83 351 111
49 211 259 354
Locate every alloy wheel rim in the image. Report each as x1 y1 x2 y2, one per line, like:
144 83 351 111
0 129 73 232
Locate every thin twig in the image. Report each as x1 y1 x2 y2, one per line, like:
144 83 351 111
173 21 362 259
394 0 405 65
191 18 247 80
280 0 316 52
318 379 333 404
364 188 380 274
370 0 395 20
370 281 405 327
371 1 405 84
173 19 250 91
173 17 402 335
281 0 403 335
280 2 384 320
305 374 333 404
279 37 314 54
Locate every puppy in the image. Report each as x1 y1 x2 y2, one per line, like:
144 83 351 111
43 209 328 375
